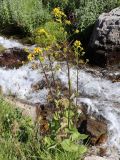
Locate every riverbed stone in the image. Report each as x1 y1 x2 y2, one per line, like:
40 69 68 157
0 47 28 68
31 80 47 91
89 7 120 67
78 114 107 145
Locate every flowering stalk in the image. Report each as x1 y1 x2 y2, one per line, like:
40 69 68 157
63 42 72 129
66 58 71 129
39 57 54 100
73 40 84 106
28 47 54 100
48 54 56 87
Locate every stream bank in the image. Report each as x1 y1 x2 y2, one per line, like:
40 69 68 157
0 36 120 159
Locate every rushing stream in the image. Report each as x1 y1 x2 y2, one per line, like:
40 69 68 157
0 36 120 159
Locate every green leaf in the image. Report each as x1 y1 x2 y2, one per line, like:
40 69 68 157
61 139 80 152
70 130 88 141
44 136 54 147
78 145 87 154
79 134 88 140
65 110 74 118
70 131 81 141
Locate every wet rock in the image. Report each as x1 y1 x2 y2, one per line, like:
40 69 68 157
0 47 28 68
99 147 107 157
78 114 107 145
31 80 47 91
89 7 120 67
35 103 55 135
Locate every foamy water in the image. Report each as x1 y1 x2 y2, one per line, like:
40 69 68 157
0 62 48 104
56 64 120 155
0 36 35 50
0 36 120 159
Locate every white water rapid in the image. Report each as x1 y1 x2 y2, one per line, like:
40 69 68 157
0 36 120 159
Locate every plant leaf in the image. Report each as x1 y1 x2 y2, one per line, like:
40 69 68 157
61 139 80 152
78 145 87 154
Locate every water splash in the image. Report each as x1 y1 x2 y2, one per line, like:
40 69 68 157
0 36 35 50
0 62 48 104
57 64 120 156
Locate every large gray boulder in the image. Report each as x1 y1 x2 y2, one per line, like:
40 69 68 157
89 7 120 67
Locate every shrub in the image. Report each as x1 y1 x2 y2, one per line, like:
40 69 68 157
0 97 87 160
76 0 120 31
0 0 51 34
33 21 66 46
43 21 66 42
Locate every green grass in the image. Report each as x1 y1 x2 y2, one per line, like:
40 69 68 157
0 98 36 160
0 98 86 160
0 0 51 34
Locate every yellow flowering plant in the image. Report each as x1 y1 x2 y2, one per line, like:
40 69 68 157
65 20 71 25
27 7 88 158
52 7 66 23
73 40 85 106
27 53 35 61
75 29 80 34
33 28 56 47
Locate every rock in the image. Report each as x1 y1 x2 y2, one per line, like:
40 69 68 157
78 114 107 145
84 156 110 160
99 147 107 157
31 80 47 91
0 47 28 68
89 7 120 67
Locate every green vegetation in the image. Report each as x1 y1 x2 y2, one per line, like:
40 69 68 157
33 21 66 47
76 0 120 32
0 45 6 53
0 0 119 37
0 1 119 159
0 98 34 160
0 0 51 34
0 98 87 160
42 21 66 43
43 0 120 31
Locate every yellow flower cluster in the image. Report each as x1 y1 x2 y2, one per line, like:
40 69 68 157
28 53 35 61
52 7 66 22
44 46 51 51
34 47 42 54
65 20 71 25
28 47 43 61
75 29 79 34
73 40 84 53
73 40 81 49
37 28 48 37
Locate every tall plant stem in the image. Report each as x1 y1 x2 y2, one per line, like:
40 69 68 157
66 53 71 129
39 59 54 100
76 54 79 106
48 55 56 87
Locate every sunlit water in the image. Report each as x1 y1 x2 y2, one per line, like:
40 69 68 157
0 36 120 159
0 36 35 49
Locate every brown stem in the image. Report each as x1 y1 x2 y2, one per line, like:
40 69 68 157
76 54 79 106
48 55 56 87
39 59 54 100
66 51 71 129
